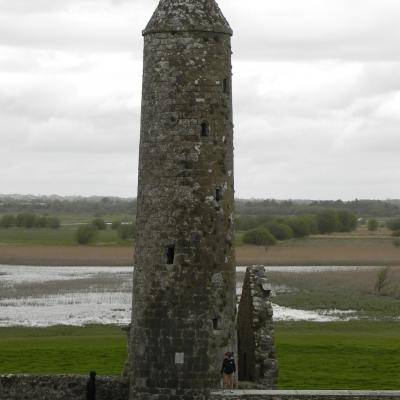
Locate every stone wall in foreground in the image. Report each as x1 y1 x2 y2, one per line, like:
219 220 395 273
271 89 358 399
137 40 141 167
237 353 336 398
211 390 400 400
0 375 128 400
1 377 399 400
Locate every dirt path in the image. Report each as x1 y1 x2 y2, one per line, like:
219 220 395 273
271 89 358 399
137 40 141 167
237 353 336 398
1 239 400 266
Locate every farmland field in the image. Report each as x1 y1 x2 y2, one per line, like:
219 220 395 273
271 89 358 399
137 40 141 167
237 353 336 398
1 237 400 266
0 224 399 266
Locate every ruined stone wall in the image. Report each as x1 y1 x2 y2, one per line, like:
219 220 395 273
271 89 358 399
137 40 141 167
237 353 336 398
211 391 400 400
0 375 128 400
237 269 256 382
129 1 236 400
237 267 278 388
2 378 399 400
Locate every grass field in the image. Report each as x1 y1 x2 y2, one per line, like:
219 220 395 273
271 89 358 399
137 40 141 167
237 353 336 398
0 322 399 389
0 227 132 247
275 321 400 389
0 325 127 376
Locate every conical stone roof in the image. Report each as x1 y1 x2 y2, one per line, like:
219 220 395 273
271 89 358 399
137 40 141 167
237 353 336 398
143 0 232 35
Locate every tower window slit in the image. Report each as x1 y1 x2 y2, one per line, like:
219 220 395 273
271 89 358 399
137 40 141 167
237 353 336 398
216 188 222 202
166 245 175 264
223 78 230 94
201 122 209 137
212 318 220 330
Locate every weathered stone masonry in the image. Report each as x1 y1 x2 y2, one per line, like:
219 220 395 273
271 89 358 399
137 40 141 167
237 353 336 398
0 375 128 400
238 267 278 388
1 377 399 400
211 391 400 400
129 1 236 400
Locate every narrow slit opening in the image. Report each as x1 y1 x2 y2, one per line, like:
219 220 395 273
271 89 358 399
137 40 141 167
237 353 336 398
212 318 220 330
215 188 222 202
201 122 209 137
223 78 229 94
166 245 175 264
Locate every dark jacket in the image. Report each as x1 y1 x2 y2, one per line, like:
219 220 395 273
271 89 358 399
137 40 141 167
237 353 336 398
221 358 236 375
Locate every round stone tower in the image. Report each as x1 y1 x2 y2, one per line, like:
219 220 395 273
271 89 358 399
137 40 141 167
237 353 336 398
129 1 236 399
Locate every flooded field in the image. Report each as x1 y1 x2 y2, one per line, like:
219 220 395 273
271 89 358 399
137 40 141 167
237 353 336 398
0 265 392 327
0 266 132 327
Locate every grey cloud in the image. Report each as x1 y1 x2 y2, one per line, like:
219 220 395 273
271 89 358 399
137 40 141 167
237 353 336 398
226 0 400 61
0 151 138 197
1 0 400 199
0 14 140 53
0 0 136 13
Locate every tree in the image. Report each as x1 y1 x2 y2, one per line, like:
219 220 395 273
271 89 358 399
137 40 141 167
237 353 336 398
336 210 357 232
374 267 391 294
387 218 400 231
118 223 136 240
303 215 319 234
287 216 311 238
36 216 48 228
267 222 293 241
235 215 273 231
316 210 339 234
46 216 61 229
16 213 37 228
242 228 276 246
368 219 378 232
92 218 107 230
0 214 16 228
76 225 97 245
111 221 122 230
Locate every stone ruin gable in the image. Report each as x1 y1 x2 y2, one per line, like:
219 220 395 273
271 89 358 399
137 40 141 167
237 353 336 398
0 375 128 400
129 0 236 400
237 267 278 389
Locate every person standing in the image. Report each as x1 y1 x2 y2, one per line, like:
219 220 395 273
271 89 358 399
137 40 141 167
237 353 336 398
221 352 236 391
86 371 96 400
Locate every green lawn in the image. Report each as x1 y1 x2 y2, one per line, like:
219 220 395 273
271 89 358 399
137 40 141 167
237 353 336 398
0 325 127 376
1 322 399 389
275 321 400 389
0 228 132 246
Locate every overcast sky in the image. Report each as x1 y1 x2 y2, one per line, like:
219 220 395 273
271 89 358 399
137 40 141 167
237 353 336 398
1 0 399 200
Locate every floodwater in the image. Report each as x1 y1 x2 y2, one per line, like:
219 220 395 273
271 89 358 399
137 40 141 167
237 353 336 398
0 265 361 327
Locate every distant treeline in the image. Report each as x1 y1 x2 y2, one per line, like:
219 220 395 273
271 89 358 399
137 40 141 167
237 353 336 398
0 196 137 216
1 195 400 218
240 210 357 246
0 213 60 229
236 199 400 218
